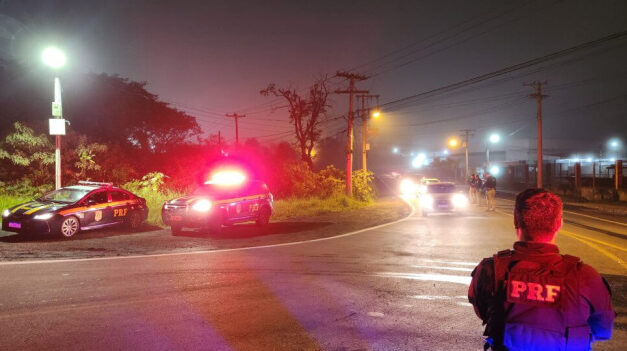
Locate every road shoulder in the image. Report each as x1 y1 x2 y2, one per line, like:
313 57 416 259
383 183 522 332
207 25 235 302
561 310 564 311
0 197 411 261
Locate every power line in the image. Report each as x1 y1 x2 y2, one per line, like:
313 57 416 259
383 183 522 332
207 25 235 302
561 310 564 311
379 30 627 110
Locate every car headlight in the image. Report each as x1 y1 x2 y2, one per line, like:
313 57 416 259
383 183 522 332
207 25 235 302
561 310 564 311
34 213 54 220
400 179 416 195
191 199 212 212
421 194 434 209
452 194 468 208
418 184 427 193
2 209 10 217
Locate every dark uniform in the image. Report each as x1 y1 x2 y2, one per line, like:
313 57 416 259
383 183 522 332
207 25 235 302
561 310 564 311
469 241 615 350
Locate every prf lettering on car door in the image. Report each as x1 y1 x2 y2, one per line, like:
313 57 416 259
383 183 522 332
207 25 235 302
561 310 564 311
114 208 128 217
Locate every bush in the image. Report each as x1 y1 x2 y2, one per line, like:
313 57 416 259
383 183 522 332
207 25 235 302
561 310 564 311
124 173 184 226
351 169 375 202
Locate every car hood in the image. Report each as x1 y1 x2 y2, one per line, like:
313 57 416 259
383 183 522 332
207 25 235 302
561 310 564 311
166 195 211 206
8 201 67 217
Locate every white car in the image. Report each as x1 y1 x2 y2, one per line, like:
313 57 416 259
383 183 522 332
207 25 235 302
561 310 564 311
419 182 468 216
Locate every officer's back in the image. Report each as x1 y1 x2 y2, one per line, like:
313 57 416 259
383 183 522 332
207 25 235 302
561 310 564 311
468 189 615 350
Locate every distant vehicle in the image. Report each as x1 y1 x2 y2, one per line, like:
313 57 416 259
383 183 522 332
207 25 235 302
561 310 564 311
418 182 468 216
1 181 148 238
162 171 273 235
398 173 425 197
418 177 441 193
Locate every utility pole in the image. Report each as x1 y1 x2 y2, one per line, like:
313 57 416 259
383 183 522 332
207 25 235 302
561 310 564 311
524 81 548 188
356 94 379 172
460 129 474 179
226 113 246 147
218 130 222 153
335 72 369 196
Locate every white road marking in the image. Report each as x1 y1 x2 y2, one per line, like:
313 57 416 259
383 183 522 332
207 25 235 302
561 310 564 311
411 265 474 272
0 200 416 265
367 312 384 318
412 295 468 300
422 259 478 267
374 272 471 285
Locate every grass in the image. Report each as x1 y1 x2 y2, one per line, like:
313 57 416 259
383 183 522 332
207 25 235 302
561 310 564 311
272 195 372 221
0 194 33 214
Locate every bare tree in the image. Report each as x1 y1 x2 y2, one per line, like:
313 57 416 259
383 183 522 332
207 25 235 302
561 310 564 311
261 77 330 169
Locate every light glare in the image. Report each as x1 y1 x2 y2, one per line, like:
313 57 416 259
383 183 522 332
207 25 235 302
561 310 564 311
206 170 246 186
42 47 67 69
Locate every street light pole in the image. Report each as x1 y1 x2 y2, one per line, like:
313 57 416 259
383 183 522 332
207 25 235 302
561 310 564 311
54 77 62 189
42 46 67 190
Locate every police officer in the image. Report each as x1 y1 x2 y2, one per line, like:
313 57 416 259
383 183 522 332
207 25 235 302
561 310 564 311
468 189 615 351
469 174 478 204
484 172 497 211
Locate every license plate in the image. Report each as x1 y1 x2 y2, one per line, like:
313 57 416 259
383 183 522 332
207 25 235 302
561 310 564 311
8 222 21 229
170 215 183 221
438 204 449 208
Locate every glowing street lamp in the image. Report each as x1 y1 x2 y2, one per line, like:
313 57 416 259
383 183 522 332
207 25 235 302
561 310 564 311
42 47 67 69
448 138 459 148
42 46 67 189
487 133 500 166
392 147 399 154
371 110 381 119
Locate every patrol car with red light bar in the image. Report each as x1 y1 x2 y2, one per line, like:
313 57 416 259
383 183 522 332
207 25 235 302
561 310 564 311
162 171 273 235
1 181 148 238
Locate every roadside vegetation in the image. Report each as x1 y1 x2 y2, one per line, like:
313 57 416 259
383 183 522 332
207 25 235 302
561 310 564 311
1 167 375 228
0 62 377 229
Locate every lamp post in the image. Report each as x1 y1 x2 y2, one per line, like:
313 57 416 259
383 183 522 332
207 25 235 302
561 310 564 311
42 46 67 190
486 133 500 167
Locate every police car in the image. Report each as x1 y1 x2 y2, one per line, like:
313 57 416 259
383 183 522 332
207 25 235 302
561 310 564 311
162 171 273 235
1 181 148 238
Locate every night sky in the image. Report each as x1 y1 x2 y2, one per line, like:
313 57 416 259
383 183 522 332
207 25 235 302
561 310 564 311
1 0 626 160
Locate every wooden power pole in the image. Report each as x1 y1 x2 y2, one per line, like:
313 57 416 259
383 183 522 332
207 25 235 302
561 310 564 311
335 72 369 196
356 94 379 172
524 81 548 188
460 129 474 178
226 113 246 146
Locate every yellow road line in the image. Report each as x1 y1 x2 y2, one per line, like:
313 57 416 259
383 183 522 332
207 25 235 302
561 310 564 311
560 230 627 253
495 209 626 269
562 233 627 270
498 197 627 227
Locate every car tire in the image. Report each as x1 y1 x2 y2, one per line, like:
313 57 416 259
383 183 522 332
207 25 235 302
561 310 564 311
127 211 142 231
59 216 80 238
171 224 183 235
256 207 271 227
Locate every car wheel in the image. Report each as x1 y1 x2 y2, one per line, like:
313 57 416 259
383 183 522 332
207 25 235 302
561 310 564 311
127 211 142 231
171 224 183 235
256 207 271 227
60 216 80 238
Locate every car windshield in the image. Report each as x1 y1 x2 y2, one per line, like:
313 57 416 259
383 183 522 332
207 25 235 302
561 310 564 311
38 188 91 203
427 183 456 194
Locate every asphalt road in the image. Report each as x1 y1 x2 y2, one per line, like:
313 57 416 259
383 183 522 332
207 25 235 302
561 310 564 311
0 198 625 351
